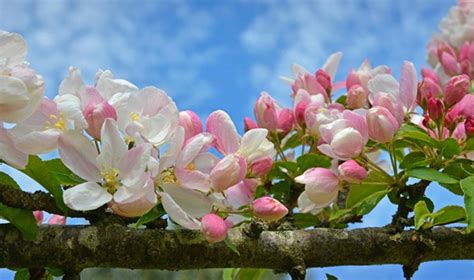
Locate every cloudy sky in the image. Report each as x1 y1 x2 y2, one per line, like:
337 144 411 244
1 0 473 279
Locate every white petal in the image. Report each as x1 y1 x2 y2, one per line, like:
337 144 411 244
239 128 268 158
297 191 323 215
0 76 30 123
158 189 201 230
63 182 112 211
58 130 101 182
0 31 26 66
97 119 127 171
159 127 185 172
54 94 87 129
0 124 28 169
322 52 343 81
59 67 85 98
161 183 212 218
367 74 400 103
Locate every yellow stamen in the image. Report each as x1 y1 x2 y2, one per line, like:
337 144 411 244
130 112 140 122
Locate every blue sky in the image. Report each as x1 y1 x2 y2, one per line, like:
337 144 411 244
1 0 473 279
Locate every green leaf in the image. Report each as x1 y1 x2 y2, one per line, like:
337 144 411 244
431 205 466 226
0 171 20 189
351 189 389 216
440 159 474 195
346 171 391 208
329 208 352 222
270 180 291 203
282 133 302 151
464 137 474 151
0 203 37 240
438 138 461 159
22 156 67 212
335 95 346 106
326 273 338 280
293 213 320 228
46 267 64 277
399 152 430 170
406 168 458 184
267 161 297 180
43 159 85 186
414 201 431 230
135 205 166 228
296 154 331 173
14 269 30 280
396 124 436 147
231 269 267 280
224 237 240 256
460 176 474 233
222 268 236 280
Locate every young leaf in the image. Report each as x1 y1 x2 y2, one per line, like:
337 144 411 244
224 237 240 256
282 133 302 151
346 171 391 209
438 138 461 159
406 168 458 184
232 269 267 280
293 213 321 228
460 176 474 233
43 159 85 186
0 203 37 240
351 189 389 216
326 273 339 280
414 201 431 230
0 171 20 189
464 137 474 151
296 154 331 173
431 205 466 226
396 124 436 147
14 269 30 280
399 151 430 170
135 205 166 228
21 156 67 212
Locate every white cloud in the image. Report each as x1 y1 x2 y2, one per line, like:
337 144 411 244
0 0 219 107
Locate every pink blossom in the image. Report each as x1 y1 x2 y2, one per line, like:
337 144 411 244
445 74 470 107
201 213 228 243
244 117 258 132
252 196 288 222
417 78 443 107
295 168 339 213
254 92 294 134
48 215 66 225
338 160 367 183
367 106 400 143
179 110 202 142
250 156 273 177
210 154 247 192
347 85 368 109
466 116 474 137
33 211 44 225
427 98 445 121
83 87 117 139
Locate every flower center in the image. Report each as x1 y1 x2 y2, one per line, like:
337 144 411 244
101 168 120 194
130 112 140 122
45 113 67 131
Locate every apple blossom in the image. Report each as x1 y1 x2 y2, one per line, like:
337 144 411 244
244 117 258 132
252 196 288 222
295 168 340 214
48 215 66 225
200 213 228 243
445 74 470 107
338 160 367 183
254 92 294 134
427 98 445 121
347 85 368 109
179 110 203 142
367 106 400 143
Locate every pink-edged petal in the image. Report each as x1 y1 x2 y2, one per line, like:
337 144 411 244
322 52 343 81
239 128 268 158
176 132 214 168
161 183 213 218
59 67 85 97
58 130 100 182
206 110 241 155
175 168 211 192
367 74 399 103
158 191 201 230
95 70 138 100
0 124 28 169
317 143 338 159
399 61 417 112
119 143 151 185
97 119 127 171
343 110 368 144
159 127 185 172
63 182 112 211
14 128 61 154
224 179 258 209
193 152 219 174
297 191 323 215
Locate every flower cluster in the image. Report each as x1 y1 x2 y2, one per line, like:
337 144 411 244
0 0 473 244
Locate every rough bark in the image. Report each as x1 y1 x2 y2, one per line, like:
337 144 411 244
0 224 472 272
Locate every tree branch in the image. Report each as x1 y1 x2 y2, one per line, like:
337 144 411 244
0 224 472 271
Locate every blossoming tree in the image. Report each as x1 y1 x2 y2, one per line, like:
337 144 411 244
0 1 473 280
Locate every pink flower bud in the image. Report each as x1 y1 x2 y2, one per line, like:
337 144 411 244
252 196 288 222
372 92 404 125
417 78 442 107
460 42 474 64
292 73 328 100
338 160 367 183
346 70 362 91
244 117 258 132
33 211 43 225
427 98 444 121
250 156 273 177
48 215 66 225
210 154 247 192
466 116 474 137
295 168 339 208
445 74 470 107
347 85 368 109
201 213 228 243
367 106 400 143
440 52 460 76
179 110 202 141
83 98 117 139
421 67 441 85
254 92 294 134
445 95 474 127
316 69 331 93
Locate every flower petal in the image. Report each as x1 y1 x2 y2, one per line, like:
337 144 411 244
58 130 100 182
399 61 417 112
161 183 212 218
206 110 241 155
322 52 343 81
97 119 127 172
63 182 112 211
0 124 28 169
